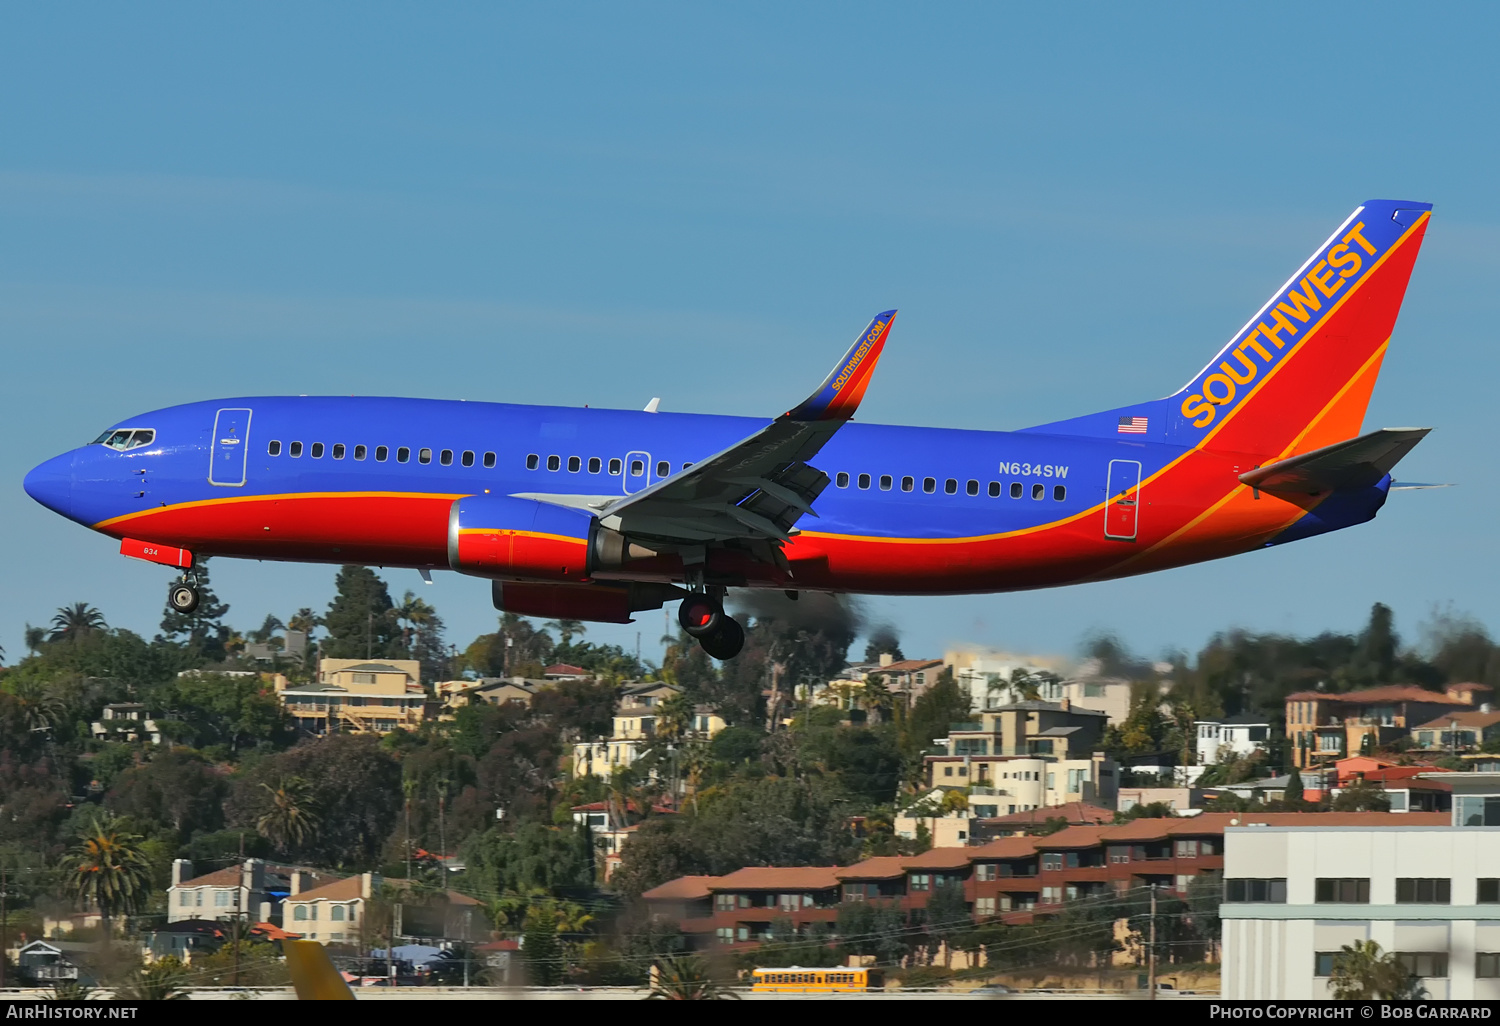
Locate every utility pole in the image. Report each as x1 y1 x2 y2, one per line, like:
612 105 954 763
1 856 8 990
1147 884 1158 999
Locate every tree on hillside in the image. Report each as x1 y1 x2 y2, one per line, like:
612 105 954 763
59 813 153 941
393 590 448 682
1328 940 1426 999
321 565 398 660
255 777 322 856
158 559 231 662
902 668 970 761
48 603 107 643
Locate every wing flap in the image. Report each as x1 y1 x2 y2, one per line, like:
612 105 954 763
1239 427 1431 494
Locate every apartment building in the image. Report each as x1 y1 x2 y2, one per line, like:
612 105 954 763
1222 774 1500 999
277 659 428 735
167 859 335 925
1195 714 1271 765
644 811 1429 952
1286 683 1491 769
571 682 725 780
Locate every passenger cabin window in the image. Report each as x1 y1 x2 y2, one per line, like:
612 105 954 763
268 441 282 456
880 475 893 491
461 450 474 467
630 459 644 476
988 481 1000 497
526 454 539 470
332 443 345 459
901 476 914 492
657 461 670 478
290 442 304 458
836 472 850 488
483 452 496 468
1054 485 1066 501
354 445 367 460
310 442 325 458
397 447 410 463
945 478 958 494
1031 483 1044 500
967 479 979 495
439 449 453 466
548 455 561 471
857 473 871 490
1010 482 1022 498
376 446 389 462
569 456 581 472
609 458 622 475
418 448 432 464
588 457 601 473
923 477 936 494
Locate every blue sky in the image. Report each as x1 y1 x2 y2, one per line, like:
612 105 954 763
3 4 1498 667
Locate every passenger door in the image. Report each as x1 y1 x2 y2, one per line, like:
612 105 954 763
1104 459 1142 541
209 408 252 486
623 450 651 494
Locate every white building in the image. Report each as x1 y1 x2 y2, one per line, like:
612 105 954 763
1222 773 1500 999
1195 713 1271 765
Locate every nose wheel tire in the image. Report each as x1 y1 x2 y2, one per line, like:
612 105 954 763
678 594 723 638
169 582 201 615
698 615 745 660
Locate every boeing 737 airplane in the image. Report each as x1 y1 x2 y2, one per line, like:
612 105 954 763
25 199 1434 659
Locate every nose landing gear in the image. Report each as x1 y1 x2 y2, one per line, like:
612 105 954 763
168 578 201 615
677 591 745 660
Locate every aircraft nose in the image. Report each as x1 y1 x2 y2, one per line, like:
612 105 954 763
24 452 75 519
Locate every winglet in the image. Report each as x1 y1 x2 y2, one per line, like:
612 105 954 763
786 310 896 421
284 938 356 1000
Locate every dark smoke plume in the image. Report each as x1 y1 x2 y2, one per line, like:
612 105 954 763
727 590 866 636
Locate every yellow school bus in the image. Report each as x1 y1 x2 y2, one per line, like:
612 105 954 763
750 966 883 993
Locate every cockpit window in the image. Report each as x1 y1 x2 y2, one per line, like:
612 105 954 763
94 429 155 451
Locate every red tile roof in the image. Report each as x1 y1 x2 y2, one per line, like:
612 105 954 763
1447 682 1492 694
544 664 588 676
876 659 944 674
176 866 240 888
710 866 844 891
286 876 365 903
641 876 717 901
901 847 974 870
1413 710 1500 730
1284 685 1470 706
976 802 1115 829
836 857 906 881
1034 825 1113 849
968 836 1040 859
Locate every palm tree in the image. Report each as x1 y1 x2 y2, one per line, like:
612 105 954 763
49 603 107 643
24 625 46 654
256 778 322 855
394 591 437 653
59 813 153 945
116 956 189 1000
11 679 65 732
646 955 740 1000
545 619 586 649
249 614 286 645
656 691 693 744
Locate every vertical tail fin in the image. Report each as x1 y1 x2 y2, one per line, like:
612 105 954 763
1169 199 1431 456
1023 201 1431 456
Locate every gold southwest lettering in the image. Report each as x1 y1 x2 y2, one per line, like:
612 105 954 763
1277 279 1322 322
1327 243 1361 279
1239 329 1272 361
1258 318 1290 349
1203 373 1236 405
1309 257 1345 295
1343 221 1377 255
1220 350 1257 385
1181 394 1215 427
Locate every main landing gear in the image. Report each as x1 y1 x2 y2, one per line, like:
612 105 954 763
678 591 745 660
168 577 201 615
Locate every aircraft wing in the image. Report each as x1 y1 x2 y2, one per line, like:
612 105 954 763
596 310 896 546
1238 427 1431 495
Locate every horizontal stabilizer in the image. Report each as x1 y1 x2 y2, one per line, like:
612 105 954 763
1239 428 1430 494
1390 481 1455 491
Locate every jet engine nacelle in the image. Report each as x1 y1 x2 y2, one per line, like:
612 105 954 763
447 494 595 582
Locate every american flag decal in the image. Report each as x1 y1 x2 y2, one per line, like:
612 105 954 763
1117 416 1148 434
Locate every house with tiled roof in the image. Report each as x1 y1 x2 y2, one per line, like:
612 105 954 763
276 658 428 735
1286 684 1489 768
167 858 335 925
281 872 380 945
1410 708 1500 752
